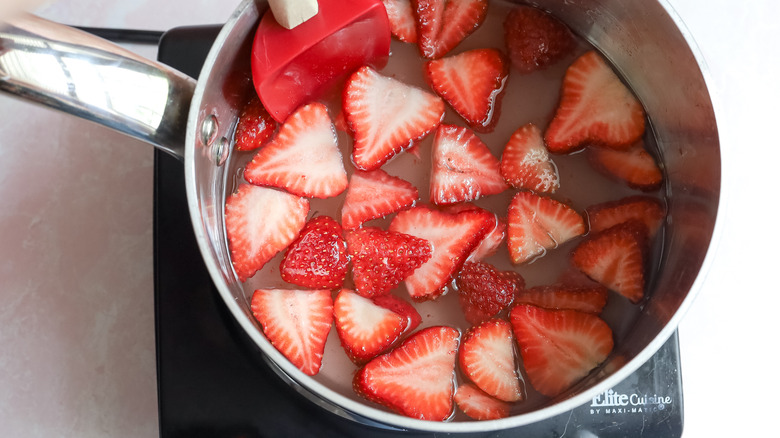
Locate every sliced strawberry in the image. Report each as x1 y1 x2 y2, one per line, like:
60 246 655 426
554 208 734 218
345 227 432 297
280 216 348 289
334 289 420 364
571 221 648 303
389 206 493 300
371 294 423 333
424 48 509 132
500 123 560 193
250 288 333 376
354 326 461 421
509 304 613 397
545 51 646 154
507 191 586 264
225 184 309 282
244 102 348 198
234 95 276 151
515 284 608 314
455 262 524 326
341 169 419 230
343 66 445 170
586 195 665 236
454 383 511 420
430 124 508 205
459 318 523 402
504 5 575 74
412 0 488 59
383 0 417 43
588 141 664 191
443 203 506 261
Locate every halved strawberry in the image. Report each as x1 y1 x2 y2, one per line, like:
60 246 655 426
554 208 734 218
507 191 586 264
383 0 417 43
455 262 524 326
225 184 309 282
234 95 276 151
333 289 421 364
586 195 665 236
280 216 348 289
454 383 511 420
354 326 461 421
515 284 608 314
424 48 509 132
571 221 648 303
587 141 663 191
371 294 423 333
389 206 494 300
509 304 613 397
250 288 333 376
345 227 432 297
545 50 646 154
343 66 445 170
459 318 523 402
500 123 560 193
504 5 575 74
244 102 348 198
412 0 488 59
341 169 419 230
443 203 506 261
430 124 508 205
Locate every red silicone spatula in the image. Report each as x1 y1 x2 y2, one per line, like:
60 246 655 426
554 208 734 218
251 0 391 122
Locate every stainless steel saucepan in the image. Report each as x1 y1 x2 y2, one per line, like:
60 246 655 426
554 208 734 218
0 0 721 432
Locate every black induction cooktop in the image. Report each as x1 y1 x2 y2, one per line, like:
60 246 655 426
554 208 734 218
152 25 684 438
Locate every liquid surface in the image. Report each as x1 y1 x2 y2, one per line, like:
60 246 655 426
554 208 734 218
228 0 665 420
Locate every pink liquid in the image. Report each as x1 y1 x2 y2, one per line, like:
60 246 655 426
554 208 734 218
228 0 665 420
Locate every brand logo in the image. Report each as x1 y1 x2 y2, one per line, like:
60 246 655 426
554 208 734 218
589 389 672 415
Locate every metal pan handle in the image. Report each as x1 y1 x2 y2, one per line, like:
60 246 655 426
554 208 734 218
0 14 195 159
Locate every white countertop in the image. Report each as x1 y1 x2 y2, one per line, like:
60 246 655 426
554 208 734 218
1 1 777 436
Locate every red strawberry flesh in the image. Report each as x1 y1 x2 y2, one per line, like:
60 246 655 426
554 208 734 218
586 195 665 236
510 304 613 398
459 318 523 402
341 169 419 230
587 141 663 191
454 383 511 420
500 123 560 193
413 0 488 59
354 325 461 421
516 284 608 314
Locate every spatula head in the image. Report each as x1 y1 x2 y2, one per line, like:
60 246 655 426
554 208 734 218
252 0 391 122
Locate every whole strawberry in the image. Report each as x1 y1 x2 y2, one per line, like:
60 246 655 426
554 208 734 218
280 216 348 289
456 262 525 325
504 5 575 74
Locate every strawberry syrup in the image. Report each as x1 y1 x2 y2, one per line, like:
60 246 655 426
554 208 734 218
227 0 666 420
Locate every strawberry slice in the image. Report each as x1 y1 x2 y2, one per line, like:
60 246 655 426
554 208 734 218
341 169 419 230
354 326 461 421
343 66 445 171
586 195 665 236
504 5 575 74
371 294 423 333
389 206 493 300
424 48 509 132
587 141 663 191
412 0 488 59
443 203 506 262
455 262 524 326
345 227 433 297
234 95 276 151
454 383 511 420
571 221 648 303
250 288 333 376
500 123 560 193
280 216 348 289
430 124 508 205
383 0 417 43
244 102 348 198
459 318 523 402
507 191 586 264
516 284 608 314
225 184 309 282
333 289 421 364
545 51 646 154
510 304 614 397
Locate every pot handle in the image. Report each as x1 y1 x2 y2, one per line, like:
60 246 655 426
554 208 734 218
0 14 195 159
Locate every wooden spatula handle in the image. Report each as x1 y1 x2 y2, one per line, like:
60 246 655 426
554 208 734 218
268 0 319 29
